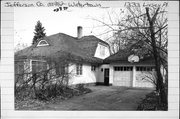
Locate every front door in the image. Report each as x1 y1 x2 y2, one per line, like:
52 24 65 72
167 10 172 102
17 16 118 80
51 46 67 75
104 68 109 86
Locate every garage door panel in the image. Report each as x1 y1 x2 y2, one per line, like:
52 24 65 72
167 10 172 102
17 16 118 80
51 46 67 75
113 70 133 87
135 71 155 88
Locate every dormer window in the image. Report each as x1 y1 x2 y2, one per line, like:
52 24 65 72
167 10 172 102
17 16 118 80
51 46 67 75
100 45 105 56
37 40 49 46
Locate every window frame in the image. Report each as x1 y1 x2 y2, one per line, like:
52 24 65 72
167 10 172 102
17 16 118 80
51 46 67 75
91 65 96 71
76 63 83 75
136 66 155 71
114 66 133 71
37 40 49 47
31 60 47 74
99 45 105 57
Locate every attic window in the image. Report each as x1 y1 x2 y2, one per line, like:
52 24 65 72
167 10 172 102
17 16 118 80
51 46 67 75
37 40 49 46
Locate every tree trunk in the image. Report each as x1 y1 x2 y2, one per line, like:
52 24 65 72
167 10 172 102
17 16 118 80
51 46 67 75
146 7 167 104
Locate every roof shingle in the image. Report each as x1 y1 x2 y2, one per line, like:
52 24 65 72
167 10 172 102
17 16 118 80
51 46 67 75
15 33 108 64
104 48 155 65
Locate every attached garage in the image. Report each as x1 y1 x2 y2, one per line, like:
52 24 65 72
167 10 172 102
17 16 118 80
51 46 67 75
104 48 156 88
113 66 133 86
112 66 155 88
111 65 155 88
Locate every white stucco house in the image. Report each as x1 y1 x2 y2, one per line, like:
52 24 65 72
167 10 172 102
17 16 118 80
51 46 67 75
15 26 156 88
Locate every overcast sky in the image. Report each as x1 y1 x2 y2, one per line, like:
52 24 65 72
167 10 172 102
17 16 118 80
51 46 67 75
14 7 124 47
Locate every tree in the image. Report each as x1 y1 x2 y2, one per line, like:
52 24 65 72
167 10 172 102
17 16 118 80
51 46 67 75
14 42 28 52
15 54 75 100
92 2 168 105
32 21 46 45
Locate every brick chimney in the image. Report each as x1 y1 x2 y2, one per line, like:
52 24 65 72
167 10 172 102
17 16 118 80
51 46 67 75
77 26 83 39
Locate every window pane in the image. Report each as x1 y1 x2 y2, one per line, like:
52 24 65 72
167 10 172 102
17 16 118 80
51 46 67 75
39 41 47 45
76 64 82 75
100 45 105 56
32 61 47 74
38 40 49 46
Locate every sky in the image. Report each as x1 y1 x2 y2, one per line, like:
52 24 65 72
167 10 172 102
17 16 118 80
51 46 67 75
14 7 124 48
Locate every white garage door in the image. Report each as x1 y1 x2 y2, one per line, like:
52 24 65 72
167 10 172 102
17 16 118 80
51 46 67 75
135 66 155 88
113 66 133 87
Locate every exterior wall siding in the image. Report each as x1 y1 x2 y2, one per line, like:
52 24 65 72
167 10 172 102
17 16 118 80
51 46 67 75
15 58 155 88
68 63 98 85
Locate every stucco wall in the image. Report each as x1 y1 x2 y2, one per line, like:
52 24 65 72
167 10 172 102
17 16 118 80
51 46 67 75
94 43 110 59
68 63 98 85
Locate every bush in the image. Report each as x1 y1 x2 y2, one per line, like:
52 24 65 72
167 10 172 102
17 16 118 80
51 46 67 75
15 83 92 102
75 83 92 94
137 91 168 110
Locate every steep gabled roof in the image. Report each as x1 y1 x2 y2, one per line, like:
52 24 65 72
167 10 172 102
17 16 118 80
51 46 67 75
15 33 108 64
104 48 155 65
77 35 110 57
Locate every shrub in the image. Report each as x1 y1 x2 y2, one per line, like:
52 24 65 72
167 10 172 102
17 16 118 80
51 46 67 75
137 91 168 110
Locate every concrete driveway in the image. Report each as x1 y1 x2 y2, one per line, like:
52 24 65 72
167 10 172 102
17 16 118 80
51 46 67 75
45 86 153 110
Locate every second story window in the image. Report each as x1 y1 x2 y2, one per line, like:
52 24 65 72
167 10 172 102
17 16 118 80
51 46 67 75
76 63 83 75
100 45 105 56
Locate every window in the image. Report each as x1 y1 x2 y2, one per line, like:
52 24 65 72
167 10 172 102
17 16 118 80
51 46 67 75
100 45 105 56
114 66 133 71
91 65 96 71
56 64 68 75
76 63 82 75
136 66 155 71
101 68 103 72
32 60 47 74
37 40 49 46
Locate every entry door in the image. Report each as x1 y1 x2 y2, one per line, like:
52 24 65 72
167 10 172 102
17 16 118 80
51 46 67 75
104 68 109 86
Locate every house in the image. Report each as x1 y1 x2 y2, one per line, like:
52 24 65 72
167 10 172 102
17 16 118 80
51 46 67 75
15 26 155 88
15 26 111 85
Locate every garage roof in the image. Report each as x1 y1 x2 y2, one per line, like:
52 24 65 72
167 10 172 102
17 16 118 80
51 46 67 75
104 49 155 65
